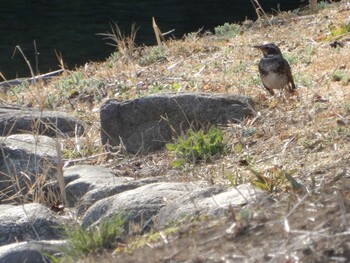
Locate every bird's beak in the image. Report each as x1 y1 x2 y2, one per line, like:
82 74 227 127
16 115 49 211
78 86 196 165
253 45 262 49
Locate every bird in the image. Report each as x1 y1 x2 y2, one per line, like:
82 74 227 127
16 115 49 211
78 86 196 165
254 43 296 96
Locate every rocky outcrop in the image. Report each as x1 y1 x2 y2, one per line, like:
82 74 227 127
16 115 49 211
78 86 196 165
0 164 266 260
100 93 255 154
0 134 59 202
0 106 85 137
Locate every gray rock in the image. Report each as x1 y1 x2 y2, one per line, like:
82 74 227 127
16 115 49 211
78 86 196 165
76 176 163 215
64 165 134 207
0 134 58 201
0 106 84 137
0 203 64 246
0 240 66 263
82 182 202 232
100 93 255 154
156 184 266 227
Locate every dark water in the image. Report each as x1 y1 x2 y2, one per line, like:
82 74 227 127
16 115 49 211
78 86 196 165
0 0 303 79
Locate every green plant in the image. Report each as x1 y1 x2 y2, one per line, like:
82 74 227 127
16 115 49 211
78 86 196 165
283 53 298 66
147 83 182 95
116 226 179 254
227 170 248 186
8 81 30 106
98 22 138 64
332 70 345 82
61 214 125 260
343 101 350 115
214 23 241 38
53 72 103 105
324 21 350 41
317 1 331 9
295 73 312 87
249 167 302 193
139 46 167 66
303 45 315 65
232 60 248 73
166 126 225 168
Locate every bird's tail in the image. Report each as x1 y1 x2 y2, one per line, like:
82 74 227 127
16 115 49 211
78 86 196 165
288 81 297 93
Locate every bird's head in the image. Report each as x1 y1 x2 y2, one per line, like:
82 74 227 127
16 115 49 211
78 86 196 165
254 43 282 57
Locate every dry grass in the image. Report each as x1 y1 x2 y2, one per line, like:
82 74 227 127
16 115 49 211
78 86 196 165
2 1 350 261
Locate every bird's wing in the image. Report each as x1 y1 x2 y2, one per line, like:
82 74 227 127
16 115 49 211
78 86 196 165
275 58 296 91
283 59 296 91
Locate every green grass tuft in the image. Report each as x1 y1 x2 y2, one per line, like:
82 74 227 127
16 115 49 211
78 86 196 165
214 23 241 38
60 214 125 261
166 126 226 168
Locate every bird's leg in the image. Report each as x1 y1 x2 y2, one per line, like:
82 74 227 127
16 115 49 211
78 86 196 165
262 84 275 96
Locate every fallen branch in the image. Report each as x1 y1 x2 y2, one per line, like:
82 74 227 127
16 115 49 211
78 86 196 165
0 69 64 89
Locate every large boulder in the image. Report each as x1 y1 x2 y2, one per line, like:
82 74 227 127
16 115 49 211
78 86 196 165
0 106 85 137
0 203 64 246
100 93 255 154
0 134 59 202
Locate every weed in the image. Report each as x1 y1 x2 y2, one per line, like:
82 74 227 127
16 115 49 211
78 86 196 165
116 226 179 253
343 102 350 115
248 166 301 193
9 82 30 106
232 60 248 73
214 23 241 39
61 214 125 260
323 21 350 41
241 127 256 137
184 31 200 41
98 22 138 64
166 126 226 168
106 52 120 68
283 53 298 66
317 1 331 9
139 46 167 66
295 73 312 87
53 72 103 106
303 45 315 65
147 83 182 95
332 70 345 82
227 170 248 186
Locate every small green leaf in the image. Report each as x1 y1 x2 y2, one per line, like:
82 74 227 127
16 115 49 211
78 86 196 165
172 159 185 168
234 143 243 154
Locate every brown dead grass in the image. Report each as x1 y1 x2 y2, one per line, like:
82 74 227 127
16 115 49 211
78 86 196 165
3 1 350 262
